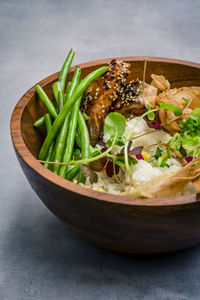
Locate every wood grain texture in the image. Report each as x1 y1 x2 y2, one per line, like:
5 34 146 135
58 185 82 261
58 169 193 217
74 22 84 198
10 57 200 254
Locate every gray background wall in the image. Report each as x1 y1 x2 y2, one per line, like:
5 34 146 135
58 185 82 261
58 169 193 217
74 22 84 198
1 0 200 299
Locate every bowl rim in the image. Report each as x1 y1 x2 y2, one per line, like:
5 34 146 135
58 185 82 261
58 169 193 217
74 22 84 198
10 56 200 207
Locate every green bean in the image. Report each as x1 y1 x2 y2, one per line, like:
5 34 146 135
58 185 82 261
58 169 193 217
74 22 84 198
34 64 71 127
53 113 70 174
33 115 45 127
53 67 81 174
52 81 61 106
44 113 52 132
53 81 64 111
58 48 75 94
83 112 88 121
58 91 64 112
77 172 86 184
65 82 71 103
34 81 64 127
35 85 57 119
43 114 55 169
75 127 99 156
77 111 90 160
44 144 54 169
66 166 80 181
59 96 82 178
76 111 99 183
39 66 108 160
77 111 90 183
65 66 81 101
75 129 81 148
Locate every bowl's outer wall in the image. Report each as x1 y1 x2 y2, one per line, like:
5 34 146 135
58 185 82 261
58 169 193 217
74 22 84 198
15 150 200 254
11 57 200 254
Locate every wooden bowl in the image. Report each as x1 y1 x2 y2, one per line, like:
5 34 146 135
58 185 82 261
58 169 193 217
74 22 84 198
10 57 200 255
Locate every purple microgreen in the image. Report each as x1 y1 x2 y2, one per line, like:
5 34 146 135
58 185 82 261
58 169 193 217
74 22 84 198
151 124 162 129
145 119 162 130
120 141 132 154
106 161 119 177
129 146 143 156
89 171 98 184
162 126 170 133
100 141 108 150
113 163 119 175
136 153 144 160
185 156 193 163
180 146 187 157
80 165 90 177
80 165 98 184
89 156 107 172
106 161 114 177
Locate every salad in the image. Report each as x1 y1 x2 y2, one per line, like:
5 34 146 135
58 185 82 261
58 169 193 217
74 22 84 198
34 49 200 198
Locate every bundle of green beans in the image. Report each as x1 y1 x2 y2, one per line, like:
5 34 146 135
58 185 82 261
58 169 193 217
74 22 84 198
34 48 108 182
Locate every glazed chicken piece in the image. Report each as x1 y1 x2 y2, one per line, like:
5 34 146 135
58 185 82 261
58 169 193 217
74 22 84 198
111 80 145 117
82 59 130 146
112 79 158 117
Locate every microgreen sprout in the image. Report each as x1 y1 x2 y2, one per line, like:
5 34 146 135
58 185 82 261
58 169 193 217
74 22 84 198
147 104 156 120
159 102 183 116
182 97 189 107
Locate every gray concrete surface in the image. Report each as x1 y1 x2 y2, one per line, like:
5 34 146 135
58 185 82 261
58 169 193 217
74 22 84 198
1 0 200 299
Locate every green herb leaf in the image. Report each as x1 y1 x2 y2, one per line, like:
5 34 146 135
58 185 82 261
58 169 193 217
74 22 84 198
72 148 81 160
166 147 171 158
179 110 200 133
129 157 138 165
155 147 162 159
147 104 155 120
182 97 189 107
115 156 138 167
106 136 125 148
157 156 163 167
192 108 200 117
116 138 125 146
159 102 183 116
169 133 182 151
182 132 200 151
104 112 126 140
160 159 169 168
115 160 125 167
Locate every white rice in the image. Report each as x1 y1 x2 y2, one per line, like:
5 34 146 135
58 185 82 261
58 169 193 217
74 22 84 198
79 118 195 196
